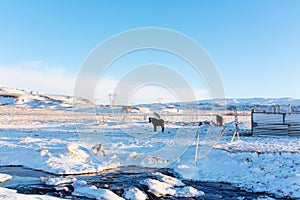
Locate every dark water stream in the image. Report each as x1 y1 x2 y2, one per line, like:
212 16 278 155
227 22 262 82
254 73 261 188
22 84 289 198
0 166 284 200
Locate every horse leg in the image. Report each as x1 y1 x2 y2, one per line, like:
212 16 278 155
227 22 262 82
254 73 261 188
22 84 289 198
161 125 164 133
154 125 157 132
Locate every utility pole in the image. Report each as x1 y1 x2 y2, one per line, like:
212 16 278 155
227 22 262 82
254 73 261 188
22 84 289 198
108 93 117 106
231 107 240 142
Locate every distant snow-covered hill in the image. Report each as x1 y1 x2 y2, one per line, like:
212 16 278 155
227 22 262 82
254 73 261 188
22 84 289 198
137 98 300 112
198 98 300 111
0 87 94 109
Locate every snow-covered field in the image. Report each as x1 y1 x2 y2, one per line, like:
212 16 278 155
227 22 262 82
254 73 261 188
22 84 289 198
0 88 300 199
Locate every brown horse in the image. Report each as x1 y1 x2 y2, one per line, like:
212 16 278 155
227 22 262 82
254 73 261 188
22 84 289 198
149 117 165 133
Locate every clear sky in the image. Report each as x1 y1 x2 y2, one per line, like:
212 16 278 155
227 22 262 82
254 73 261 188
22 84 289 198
0 0 299 103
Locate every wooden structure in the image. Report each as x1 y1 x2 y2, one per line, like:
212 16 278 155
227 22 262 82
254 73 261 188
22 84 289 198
216 115 225 126
251 110 300 136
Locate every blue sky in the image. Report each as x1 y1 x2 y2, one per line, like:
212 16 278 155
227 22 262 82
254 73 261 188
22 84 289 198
0 0 299 103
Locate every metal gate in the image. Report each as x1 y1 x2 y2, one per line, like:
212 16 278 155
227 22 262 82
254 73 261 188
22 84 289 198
251 111 300 136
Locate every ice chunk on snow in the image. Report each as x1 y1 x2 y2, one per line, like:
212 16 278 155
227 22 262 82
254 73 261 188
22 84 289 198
141 178 203 198
72 180 124 200
123 187 147 200
174 186 205 198
0 173 12 183
45 177 77 186
67 143 89 162
129 151 138 158
152 172 185 186
141 178 175 197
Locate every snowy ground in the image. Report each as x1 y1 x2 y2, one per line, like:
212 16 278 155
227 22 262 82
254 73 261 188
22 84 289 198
0 187 63 200
0 88 300 199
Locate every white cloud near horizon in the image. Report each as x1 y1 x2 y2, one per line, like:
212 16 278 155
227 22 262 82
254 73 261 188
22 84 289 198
0 61 76 95
0 61 210 104
95 76 210 105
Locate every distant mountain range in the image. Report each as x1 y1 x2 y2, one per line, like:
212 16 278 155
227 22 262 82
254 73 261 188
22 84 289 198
1 87 299 112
